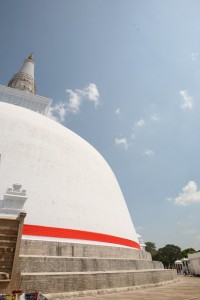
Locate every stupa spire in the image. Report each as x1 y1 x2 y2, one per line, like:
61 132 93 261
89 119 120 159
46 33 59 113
28 53 34 61
8 53 37 94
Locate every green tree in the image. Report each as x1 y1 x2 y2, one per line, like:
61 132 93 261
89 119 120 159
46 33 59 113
154 244 181 267
181 248 196 258
145 242 157 258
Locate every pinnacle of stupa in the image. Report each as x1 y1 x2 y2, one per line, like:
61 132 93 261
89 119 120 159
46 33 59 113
8 53 37 94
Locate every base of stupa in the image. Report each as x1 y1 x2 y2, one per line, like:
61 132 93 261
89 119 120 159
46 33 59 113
16 239 177 297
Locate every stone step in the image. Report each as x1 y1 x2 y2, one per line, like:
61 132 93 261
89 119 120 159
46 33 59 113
0 246 15 254
0 234 17 241
0 260 13 267
0 239 17 245
0 255 14 269
0 272 9 280
0 268 13 275
0 240 16 247
19 256 162 273
20 269 177 294
0 219 19 227
20 240 152 260
0 228 18 236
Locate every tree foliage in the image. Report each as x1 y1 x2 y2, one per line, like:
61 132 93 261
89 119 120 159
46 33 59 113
181 248 196 258
145 242 197 267
154 244 181 267
145 242 157 258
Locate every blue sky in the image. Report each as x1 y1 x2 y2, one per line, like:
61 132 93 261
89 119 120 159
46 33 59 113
1 0 200 250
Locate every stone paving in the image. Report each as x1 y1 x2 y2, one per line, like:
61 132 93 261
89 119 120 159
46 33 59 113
71 276 200 300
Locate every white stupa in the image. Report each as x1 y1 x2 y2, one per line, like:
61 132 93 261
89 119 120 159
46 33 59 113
0 55 140 249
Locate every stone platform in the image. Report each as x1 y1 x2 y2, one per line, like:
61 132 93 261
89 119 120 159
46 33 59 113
69 276 200 300
17 240 177 298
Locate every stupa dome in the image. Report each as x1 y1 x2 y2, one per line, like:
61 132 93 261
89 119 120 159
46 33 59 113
0 102 139 249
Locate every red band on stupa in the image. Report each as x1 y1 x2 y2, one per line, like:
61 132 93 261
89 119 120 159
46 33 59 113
23 224 141 249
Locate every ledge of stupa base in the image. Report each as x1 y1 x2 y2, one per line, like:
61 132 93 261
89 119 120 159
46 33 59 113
19 269 177 295
19 255 163 273
19 239 152 260
44 278 179 299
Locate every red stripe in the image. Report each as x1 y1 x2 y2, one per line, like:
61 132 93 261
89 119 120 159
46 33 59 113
22 224 140 249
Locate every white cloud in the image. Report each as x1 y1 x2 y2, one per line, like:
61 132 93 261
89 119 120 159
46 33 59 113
66 90 81 113
48 83 100 123
177 221 190 227
134 118 145 128
115 108 120 114
191 52 199 62
180 90 193 109
115 137 128 150
80 83 100 107
47 102 68 123
142 149 154 157
170 181 200 206
150 114 159 122
182 229 197 235
66 83 100 112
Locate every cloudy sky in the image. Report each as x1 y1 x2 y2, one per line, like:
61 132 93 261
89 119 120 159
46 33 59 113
1 0 200 250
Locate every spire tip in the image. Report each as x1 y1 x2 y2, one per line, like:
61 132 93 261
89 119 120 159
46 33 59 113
28 53 34 61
